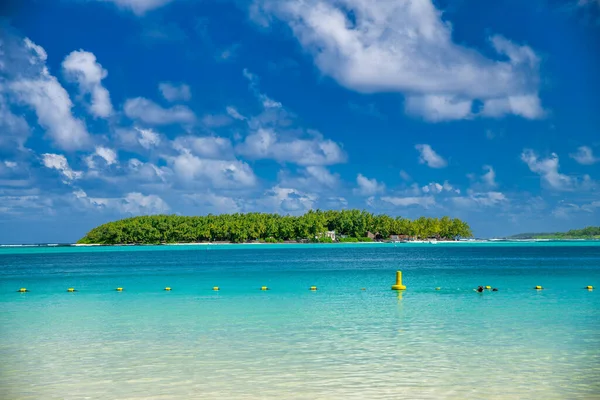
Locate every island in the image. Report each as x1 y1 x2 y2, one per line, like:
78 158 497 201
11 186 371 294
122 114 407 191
507 226 600 240
77 210 473 245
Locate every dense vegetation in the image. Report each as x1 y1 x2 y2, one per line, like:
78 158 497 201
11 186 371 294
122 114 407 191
508 226 600 240
78 210 473 244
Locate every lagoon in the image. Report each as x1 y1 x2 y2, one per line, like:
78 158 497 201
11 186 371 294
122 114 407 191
1 242 599 399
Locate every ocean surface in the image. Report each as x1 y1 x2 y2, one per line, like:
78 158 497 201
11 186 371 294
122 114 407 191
1 242 599 399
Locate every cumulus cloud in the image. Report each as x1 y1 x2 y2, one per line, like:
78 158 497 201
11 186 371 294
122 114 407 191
96 0 174 15
127 158 170 182
3 37 91 150
452 191 507 208
158 82 191 102
354 173 385 196
254 0 543 121
173 136 235 160
422 181 458 194
85 146 118 169
416 144 447 168
41 153 82 183
124 97 195 125
278 166 340 191
381 196 435 208
570 146 598 165
75 189 169 214
169 150 257 188
62 50 113 118
521 149 573 190
237 128 346 166
260 186 317 213
184 192 242 213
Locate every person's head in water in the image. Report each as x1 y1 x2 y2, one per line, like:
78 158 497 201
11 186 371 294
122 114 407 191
492 288 498 292
476 286 484 292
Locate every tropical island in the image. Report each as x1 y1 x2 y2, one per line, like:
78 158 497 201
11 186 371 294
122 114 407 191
77 210 473 245
507 226 600 240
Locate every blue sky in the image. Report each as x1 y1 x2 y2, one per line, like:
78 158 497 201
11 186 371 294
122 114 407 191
0 0 599 243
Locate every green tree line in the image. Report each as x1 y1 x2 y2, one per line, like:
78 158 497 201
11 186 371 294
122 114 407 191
77 210 473 245
509 226 600 239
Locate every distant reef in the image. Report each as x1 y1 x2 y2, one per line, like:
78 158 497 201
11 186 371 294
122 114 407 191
507 226 600 240
77 210 473 245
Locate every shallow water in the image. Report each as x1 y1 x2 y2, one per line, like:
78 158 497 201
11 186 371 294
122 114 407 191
1 243 599 399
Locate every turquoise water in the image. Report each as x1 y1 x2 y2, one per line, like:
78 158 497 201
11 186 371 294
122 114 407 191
1 243 599 399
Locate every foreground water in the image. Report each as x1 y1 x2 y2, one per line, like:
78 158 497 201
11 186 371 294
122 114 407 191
1 243 599 399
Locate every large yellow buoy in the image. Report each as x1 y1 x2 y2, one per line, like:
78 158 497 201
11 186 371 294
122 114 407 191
116 287 123 292
586 286 594 290
213 286 220 291
310 286 317 291
261 286 269 291
485 286 492 290
391 271 406 290
534 286 543 290
18 288 28 293
67 288 76 292
164 287 172 291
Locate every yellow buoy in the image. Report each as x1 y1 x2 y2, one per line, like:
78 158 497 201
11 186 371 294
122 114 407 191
485 286 492 290
435 287 441 290
213 286 220 291
585 286 594 290
164 287 171 291
391 271 406 290
261 286 269 291
18 288 28 293
67 288 76 292
535 286 543 290
116 287 123 292
310 286 317 291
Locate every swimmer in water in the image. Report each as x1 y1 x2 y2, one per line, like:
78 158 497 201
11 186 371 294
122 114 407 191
492 288 498 292
476 286 484 293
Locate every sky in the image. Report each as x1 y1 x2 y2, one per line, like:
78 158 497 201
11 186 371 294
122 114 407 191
0 0 599 243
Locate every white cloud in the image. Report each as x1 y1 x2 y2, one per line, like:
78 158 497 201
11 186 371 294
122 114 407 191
127 158 170 182
480 94 544 119
124 97 195 125
85 146 118 169
452 191 507 208
261 186 317 213
354 173 385 196
570 146 598 165
422 181 458 194
42 153 82 183
381 196 435 208
170 150 257 188
62 50 113 118
405 95 473 121
184 192 242 213
226 106 246 121
279 166 340 190
158 82 191 102
96 0 174 15
202 114 233 128
237 128 346 166
243 68 282 109
4 37 91 150
173 136 234 160
521 149 573 190
482 165 497 188
75 189 169 214
416 144 447 168
255 0 543 121
4 161 18 169
135 127 161 149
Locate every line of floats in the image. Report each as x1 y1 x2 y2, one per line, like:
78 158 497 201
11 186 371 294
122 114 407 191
14 271 595 293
